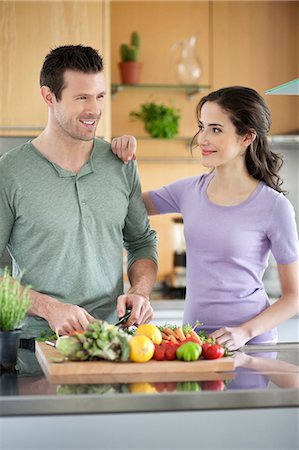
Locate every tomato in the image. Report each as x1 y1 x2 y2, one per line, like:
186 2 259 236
203 344 224 360
153 344 165 361
165 345 177 360
201 380 225 391
201 342 212 357
153 342 181 361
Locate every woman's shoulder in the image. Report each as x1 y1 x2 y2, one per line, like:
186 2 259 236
259 183 296 220
260 183 292 206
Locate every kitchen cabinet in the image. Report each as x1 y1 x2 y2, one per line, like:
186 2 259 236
212 1 299 134
110 1 298 137
0 1 111 139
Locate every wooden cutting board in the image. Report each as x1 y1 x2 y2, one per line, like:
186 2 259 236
36 341 235 384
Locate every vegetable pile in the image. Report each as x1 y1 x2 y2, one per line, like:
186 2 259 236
54 319 228 364
56 319 130 362
152 322 228 362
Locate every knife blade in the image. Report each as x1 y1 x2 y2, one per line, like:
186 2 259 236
114 309 132 326
44 340 56 347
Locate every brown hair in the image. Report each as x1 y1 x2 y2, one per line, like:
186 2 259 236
192 86 285 193
40 45 103 100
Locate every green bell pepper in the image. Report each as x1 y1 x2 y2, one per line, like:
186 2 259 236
176 341 202 362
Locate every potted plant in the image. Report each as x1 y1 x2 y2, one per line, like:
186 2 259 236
130 102 181 139
0 268 31 369
118 31 142 85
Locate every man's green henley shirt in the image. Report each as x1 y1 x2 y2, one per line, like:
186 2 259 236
0 138 157 338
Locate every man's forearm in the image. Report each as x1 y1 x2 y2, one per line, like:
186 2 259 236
127 259 157 299
0 274 58 320
27 288 61 320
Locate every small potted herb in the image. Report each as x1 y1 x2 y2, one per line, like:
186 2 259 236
0 268 31 369
130 102 180 139
118 31 142 84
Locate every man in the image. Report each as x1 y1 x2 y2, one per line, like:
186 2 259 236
0 45 157 340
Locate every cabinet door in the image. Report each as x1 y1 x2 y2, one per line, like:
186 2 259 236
212 1 298 134
0 1 110 138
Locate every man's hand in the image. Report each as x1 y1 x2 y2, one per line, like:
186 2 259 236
24 288 94 336
43 302 94 336
111 135 137 164
116 293 153 327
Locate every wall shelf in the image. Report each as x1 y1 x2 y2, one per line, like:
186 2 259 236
111 83 210 99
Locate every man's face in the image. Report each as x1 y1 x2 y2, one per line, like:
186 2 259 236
52 69 106 142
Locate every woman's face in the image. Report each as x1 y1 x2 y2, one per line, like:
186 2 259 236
197 101 248 169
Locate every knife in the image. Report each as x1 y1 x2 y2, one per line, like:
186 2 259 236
44 340 56 347
114 309 132 327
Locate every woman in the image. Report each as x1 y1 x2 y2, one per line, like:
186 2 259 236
112 86 298 350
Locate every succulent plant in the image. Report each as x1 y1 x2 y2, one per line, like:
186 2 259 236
120 31 140 62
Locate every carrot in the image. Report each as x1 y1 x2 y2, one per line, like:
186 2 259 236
175 327 186 342
189 329 202 343
168 334 178 344
161 332 171 340
184 332 191 339
164 327 177 337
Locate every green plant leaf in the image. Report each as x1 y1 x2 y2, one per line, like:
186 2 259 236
130 102 180 139
0 267 31 331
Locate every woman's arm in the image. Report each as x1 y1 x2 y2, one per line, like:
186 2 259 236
142 192 160 216
211 260 299 350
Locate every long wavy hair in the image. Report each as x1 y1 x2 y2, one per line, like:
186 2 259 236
192 86 285 193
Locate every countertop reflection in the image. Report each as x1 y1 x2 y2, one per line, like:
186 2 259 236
0 343 298 416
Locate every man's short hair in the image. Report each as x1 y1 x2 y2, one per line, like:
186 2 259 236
40 45 104 100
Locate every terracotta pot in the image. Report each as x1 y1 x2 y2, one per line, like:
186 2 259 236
0 329 21 370
118 61 142 85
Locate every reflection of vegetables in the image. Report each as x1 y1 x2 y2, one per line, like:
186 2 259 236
201 380 225 391
176 381 201 392
56 320 130 361
57 384 129 395
176 341 202 362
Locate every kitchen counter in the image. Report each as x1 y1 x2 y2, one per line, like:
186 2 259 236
0 343 298 449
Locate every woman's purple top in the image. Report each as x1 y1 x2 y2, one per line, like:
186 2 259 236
150 172 298 344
